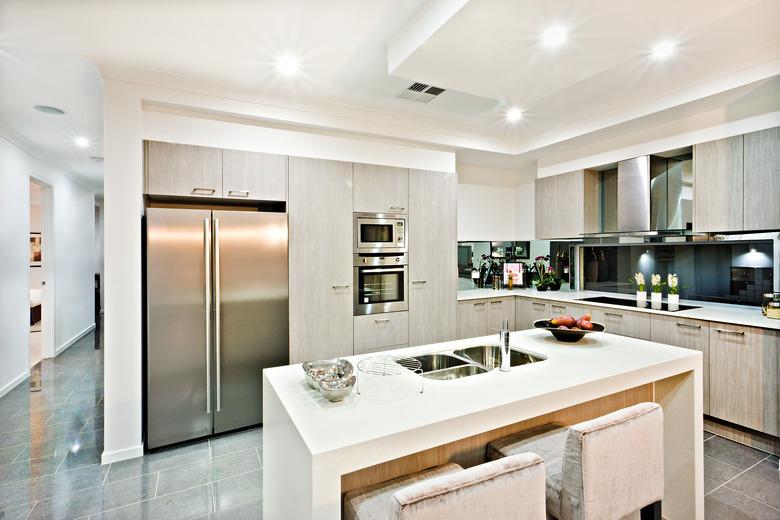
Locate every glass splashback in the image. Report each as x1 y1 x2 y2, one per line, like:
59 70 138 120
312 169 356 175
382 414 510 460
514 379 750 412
580 240 774 306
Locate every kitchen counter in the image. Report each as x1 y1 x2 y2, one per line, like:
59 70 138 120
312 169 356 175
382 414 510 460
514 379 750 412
263 330 704 519
458 287 780 330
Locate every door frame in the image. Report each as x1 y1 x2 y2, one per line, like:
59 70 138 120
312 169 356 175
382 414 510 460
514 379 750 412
29 177 56 359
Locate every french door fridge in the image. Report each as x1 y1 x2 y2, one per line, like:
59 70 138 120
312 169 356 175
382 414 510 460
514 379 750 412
145 207 288 449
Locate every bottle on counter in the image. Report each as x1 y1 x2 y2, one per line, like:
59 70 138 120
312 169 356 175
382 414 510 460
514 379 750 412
507 271 514 290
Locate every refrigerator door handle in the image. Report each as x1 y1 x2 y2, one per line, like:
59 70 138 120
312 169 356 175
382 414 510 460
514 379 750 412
204 218 212 414
214 218 222 413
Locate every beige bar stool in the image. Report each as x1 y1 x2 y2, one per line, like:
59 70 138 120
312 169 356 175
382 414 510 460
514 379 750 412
344 452 546 520
487 402 664 520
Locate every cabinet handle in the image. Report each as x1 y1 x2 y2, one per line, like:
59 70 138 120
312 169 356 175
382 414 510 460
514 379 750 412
191 187 216 195
227 190 250 198
676 323 702 329
552 304 565 310
389 206 405 212
532 303 546 309
715 328 745 336
374 319 390 324
491 301 502 306
474 302 486 307
412 280 427 285
332 284 350 290
605 312 623 318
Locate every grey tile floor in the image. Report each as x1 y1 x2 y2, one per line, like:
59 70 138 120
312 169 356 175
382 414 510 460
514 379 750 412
0 326 777 518
0 327 262 520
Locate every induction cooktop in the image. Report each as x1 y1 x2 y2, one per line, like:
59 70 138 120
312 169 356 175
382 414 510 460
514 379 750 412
577 295 701 312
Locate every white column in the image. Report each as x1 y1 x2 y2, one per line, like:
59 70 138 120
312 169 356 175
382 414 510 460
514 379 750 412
101 79 145 464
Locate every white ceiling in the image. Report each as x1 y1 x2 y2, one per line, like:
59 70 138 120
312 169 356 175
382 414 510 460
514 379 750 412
0 0 778 193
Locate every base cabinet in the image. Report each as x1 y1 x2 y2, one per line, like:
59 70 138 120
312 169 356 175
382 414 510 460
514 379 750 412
651 315 710 414
590 308 651 340
709 323 779 436
458 297 516 339
487 298 515 331
515 299 551 330
354 312 409 355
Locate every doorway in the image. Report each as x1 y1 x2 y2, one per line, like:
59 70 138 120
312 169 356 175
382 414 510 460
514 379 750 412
28 179 54 391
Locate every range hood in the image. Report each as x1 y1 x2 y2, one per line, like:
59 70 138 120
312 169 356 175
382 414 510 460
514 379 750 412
583 153 694 238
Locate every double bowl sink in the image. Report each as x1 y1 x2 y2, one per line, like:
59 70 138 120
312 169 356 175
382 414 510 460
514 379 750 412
401 345 546 381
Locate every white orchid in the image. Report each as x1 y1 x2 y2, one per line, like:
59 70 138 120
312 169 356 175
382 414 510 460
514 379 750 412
668 273 679 295
633 272 645 291
651 273 665 293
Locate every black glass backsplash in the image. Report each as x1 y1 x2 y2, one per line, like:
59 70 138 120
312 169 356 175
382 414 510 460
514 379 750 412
581 241 774 306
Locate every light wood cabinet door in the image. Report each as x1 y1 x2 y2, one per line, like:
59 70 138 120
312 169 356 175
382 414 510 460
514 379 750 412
487 297 515 331
548 302 589 321
515 298 550 330
408 169 457 346
693 136 743 232
743 126 780 231
354 163 409 213
354 312 409 355
534 170 599 239
457 300 489 339
709 323 779 436
651 315 710 414
288 157 354 363
222 149 287 201
590 308 651 340
145 141 223 197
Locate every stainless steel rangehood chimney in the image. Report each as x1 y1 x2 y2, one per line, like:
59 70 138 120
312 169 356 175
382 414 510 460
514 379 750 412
599 154 692 236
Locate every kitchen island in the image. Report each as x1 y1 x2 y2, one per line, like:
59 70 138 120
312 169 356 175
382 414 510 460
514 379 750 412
263 329 704 519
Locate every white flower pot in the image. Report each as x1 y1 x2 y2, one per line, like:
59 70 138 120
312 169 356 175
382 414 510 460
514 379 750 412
636 291 647 303
651 292 662 302
668 294 679 305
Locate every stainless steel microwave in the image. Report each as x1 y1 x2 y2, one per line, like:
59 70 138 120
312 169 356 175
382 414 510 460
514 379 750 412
354 212 407 253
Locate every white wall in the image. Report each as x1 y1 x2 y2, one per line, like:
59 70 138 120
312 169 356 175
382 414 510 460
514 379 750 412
0 135 96 397
457 162 536 241
101 77 457 464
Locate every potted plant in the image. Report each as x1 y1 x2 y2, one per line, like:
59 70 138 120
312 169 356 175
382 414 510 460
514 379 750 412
533 256 562 291
632 272 646 303
667 274 680 306
650 274 665 302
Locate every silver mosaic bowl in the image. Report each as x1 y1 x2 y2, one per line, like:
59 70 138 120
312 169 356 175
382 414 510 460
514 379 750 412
317 374 356 402
302 359 354 389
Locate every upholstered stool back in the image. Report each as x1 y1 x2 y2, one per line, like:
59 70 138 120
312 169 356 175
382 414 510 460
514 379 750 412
561 402 664 520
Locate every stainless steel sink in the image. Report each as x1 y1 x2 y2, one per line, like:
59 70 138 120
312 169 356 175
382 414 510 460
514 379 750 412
453 345 545 370
423 364 488 380
401 347 545 380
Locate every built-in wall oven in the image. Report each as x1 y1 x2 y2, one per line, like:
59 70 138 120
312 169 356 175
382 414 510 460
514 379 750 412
354 212 407 254
353 253 408 316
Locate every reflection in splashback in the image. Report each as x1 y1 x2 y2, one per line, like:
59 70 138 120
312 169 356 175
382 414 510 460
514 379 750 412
579 240 774 306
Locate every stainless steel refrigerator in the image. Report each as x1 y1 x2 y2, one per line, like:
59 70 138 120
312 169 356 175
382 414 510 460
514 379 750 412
145 207 288 449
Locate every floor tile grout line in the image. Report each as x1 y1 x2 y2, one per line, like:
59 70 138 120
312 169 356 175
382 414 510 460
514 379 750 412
102 463 111 486
22 500 37 520
11 445 26 463
211 481 216 512
704 454 770 497
154 470 160 498
721 482 780 512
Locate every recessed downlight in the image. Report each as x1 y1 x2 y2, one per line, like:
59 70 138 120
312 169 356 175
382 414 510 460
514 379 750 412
506 107 524 122
542 25 568 48
651 40 676 60
74 137 89 148
33 105 65 115
276 55 300 76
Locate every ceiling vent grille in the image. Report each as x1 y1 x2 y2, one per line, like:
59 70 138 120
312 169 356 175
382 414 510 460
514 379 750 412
397 82 446 103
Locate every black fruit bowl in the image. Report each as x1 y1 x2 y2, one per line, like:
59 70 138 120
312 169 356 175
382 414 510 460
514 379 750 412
533 320 605 342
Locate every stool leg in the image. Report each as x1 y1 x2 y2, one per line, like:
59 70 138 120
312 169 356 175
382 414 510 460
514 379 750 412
640 501 661 520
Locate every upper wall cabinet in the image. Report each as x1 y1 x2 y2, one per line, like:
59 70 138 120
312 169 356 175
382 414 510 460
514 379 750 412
743 127 780 231
693 136 744 233
353 163 409 213
535 169 599 239
145 141 223 197
222 149 287 201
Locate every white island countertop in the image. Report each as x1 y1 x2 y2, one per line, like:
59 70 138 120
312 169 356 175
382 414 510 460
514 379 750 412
458 287 780 331
263 330 704 519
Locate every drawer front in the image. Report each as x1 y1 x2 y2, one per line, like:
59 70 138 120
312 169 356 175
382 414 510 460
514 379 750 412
548 302 589 320
709 322 779 435
457 300 489 339
487 297 516 331
516 298 550 330
354 312 409 355
592 308 651 340
651 315 710 414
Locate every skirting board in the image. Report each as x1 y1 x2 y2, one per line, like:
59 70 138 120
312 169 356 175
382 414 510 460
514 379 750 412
55 323 96 356
101 444 145 465
0 369 30 399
